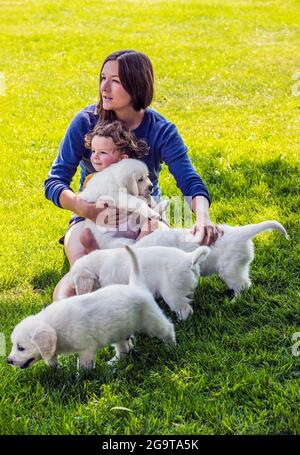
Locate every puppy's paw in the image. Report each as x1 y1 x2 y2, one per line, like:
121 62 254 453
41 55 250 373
77 357 96 372
163 325 176 346
176 304 194 321
108 355 120 367
47 360 58 369
46 355 58 368
107 355 125 373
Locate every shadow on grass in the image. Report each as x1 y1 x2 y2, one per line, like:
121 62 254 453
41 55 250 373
10 356 118 405
31 270 61 290
199 153 300 211
14 344 180 405
31 255 69 293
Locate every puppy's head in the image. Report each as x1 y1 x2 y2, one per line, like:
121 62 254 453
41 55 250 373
120 160 153 197
7 316 57 369
136 173 153 198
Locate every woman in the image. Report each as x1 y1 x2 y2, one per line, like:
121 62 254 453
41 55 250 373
45 50 221 300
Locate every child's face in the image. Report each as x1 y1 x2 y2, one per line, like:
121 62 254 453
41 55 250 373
90 136 124 171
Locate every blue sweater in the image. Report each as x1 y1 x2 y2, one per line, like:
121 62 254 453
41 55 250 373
44 105 211 207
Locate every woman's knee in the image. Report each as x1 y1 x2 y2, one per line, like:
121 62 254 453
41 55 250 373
53 273 76 301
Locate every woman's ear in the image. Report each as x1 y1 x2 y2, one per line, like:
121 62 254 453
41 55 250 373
119 154 129 160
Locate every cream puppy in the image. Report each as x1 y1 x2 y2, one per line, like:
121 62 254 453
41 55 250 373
135 221 288 295
70 245 211 321
7 246 176 371
80 158 163 248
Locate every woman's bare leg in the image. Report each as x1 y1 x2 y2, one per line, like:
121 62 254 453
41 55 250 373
53 221 88 301
53 217 164 300
52 272 76 301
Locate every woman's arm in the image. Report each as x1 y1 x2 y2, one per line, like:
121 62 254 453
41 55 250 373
191 195 222 245
159 122 221 245
59 189 103 222
60 189 125 225
44 109 94 208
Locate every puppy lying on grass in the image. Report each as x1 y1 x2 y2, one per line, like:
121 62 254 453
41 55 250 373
70 245 211 321
7 246 175 371
135 221 288 296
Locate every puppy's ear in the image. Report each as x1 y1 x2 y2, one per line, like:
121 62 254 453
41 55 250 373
32 325 57 361
73 274 95 295
121 174 139 196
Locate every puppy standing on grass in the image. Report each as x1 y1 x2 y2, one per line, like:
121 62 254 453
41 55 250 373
7 246 176 372
135 220 289 296
70 245 211 321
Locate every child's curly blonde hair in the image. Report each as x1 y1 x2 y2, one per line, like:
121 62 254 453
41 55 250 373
85 120 149 160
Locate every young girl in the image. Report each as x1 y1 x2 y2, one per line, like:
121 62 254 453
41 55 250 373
45 50 222 300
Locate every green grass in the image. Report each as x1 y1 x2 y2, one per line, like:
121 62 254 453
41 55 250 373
0 0 299 435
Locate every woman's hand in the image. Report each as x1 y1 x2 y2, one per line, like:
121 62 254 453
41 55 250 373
190 221 223 246
190 196 223 246
74 197 106 222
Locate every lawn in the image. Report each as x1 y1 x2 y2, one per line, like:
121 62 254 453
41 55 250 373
0 0 299 435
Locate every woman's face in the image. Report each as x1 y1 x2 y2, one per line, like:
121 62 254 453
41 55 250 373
100 60 132 112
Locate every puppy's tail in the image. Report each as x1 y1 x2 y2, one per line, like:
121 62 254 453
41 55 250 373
124 245 144 288
191 246 211 268
229 220 289 242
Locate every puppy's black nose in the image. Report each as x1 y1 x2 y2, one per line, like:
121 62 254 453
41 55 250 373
148 184 153 192
6 358 14 365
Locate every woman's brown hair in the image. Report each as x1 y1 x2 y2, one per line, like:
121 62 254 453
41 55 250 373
85 120 149 160
96 50 154 122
